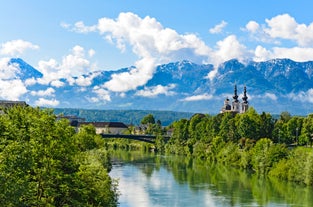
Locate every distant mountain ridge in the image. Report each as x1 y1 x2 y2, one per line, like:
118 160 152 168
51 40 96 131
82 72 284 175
6 58 313 115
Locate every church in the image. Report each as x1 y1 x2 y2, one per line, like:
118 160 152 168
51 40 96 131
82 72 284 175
220 85 249 114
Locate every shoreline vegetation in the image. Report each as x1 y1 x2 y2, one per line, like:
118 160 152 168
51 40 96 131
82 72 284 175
1 106 313 206
104 108 313 187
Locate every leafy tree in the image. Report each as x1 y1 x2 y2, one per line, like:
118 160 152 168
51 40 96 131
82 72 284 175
280 111 291 123
219 112 238 142
259 112 275 139
0 106 118 206
188 113 205 142
237 108 261 140
299 114 313 146
141 114 155 125
286 116 303 145
250 138 288 174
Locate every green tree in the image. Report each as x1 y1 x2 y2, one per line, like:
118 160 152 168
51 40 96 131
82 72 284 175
219 112 238 142
141 114 155 125
299 114 313 146
251 138 288 174
259 112 275 139
0 106 118 206
237 108 261 140
286 116 303 145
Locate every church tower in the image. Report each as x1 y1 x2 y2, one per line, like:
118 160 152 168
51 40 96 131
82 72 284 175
232 84 240 113
241 85 249 113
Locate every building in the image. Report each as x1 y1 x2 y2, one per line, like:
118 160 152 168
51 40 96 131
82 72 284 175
78 121 129 135
220 85 249 114
56 115 86 127
0 100 27 108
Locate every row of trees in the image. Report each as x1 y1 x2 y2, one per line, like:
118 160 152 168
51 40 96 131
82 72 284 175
0 106 119 206
154 108 313 185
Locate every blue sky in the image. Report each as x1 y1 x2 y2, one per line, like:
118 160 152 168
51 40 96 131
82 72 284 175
1 0 313 106
2 1 313 69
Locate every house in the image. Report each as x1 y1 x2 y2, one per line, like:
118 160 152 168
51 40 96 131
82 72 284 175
56 115 86 127
78 122 129 134
0 100 28 114
0 100 27 108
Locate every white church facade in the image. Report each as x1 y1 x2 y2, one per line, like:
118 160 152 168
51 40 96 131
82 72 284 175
220 85 249 114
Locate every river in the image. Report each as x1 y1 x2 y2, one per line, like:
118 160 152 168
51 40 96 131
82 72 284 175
109 150 313 207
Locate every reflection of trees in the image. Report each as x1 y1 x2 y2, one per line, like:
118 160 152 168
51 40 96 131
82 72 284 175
112 150 313 207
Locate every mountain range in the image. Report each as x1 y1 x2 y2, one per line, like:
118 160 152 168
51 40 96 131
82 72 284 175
6 58 313 115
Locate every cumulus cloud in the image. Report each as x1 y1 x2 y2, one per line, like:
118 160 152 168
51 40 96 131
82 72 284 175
263 14 313 46
70 12 212 92
245 21 260 33
213 35 248 64
245 14 313 62
182 93 213 102
37 45 96 85
35 98 59 107
0 79 27 100
254 45 313 62
0 57 21 79
209 21 228 34
89 86 111 103
0 39 39 56
207 35 250 81
30 87 55 97
135 84 176 97
288 89 313 103
63 12 313 87
0 58 28 100
264 93 278 101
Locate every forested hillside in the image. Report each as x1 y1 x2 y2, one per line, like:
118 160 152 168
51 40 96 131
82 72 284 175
53 108 194 126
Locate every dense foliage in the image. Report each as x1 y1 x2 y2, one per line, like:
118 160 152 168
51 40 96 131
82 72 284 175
157 108 313 186
53 108 193 126
0 106 118 206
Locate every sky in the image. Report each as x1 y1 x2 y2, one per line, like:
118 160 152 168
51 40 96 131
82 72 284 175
1 0 313 106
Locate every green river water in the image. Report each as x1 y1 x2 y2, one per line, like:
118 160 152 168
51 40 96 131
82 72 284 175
109 150 313 207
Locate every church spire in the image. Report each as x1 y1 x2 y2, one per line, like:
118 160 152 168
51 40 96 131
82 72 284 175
233 84 239 102
242 85 248 104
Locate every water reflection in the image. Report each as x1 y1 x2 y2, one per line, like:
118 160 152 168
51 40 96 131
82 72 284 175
110 150 313 207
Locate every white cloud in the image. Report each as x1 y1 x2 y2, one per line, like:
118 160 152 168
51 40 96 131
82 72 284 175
64 12 313 86
135 84 176 97
254 45 272 62
182 93 213 102
0 39 39 56
209 20 228 34
24 77 37 86
248 13 313 47
35 98 59 107
74 72 100 87
245 21 260 33
37 45 97 85
51 80 65 87
90 86 111 102
253 45 313 62
73 21 97 33
0 79 27 100
30 87 55 97
264 14 299 43
88 49 96 57
71 12 212 92
207 35 250 80
0 57 20 79
288 89 313 103
213 35 248 64
264 93 278 101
